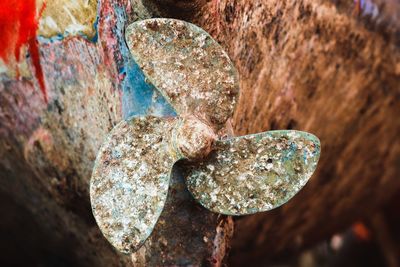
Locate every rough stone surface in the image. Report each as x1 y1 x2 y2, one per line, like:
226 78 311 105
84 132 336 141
186 130 320 215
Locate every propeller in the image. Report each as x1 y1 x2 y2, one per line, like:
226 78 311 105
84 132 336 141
90 18 321 253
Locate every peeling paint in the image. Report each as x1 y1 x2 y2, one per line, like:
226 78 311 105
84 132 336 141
38 0 98 39
109 5 176 119
0 0 47 101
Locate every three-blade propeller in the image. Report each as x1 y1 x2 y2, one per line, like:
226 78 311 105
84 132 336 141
90 19 320 253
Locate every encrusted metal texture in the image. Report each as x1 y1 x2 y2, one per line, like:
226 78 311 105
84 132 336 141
186 130 320 215
173 115 217 161
125 18 239 131
90 116 179 253
132 165 233 266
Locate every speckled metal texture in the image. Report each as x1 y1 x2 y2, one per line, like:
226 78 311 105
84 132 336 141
185 130 320 215
90 116 180 253
125 18 239 131
91 17 321 255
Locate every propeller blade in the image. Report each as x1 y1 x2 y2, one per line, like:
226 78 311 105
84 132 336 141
185 130 321 215
125 18 239 131
90 116 180 253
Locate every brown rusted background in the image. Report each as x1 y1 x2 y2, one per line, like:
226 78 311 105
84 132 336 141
183 0 400 265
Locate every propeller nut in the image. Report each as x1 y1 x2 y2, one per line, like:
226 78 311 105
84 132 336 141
175 116 216 161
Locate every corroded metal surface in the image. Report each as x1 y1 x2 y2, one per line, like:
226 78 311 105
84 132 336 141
91 112 321 252
186 131 320 215
131 164 234 266
90 116 180 253
174 115 216 161
91 18 321 255
125 18 239 131
90 114 219 254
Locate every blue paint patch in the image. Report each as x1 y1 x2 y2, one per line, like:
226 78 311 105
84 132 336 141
282 142 297 162
91 12 100 43
303 150 308 164
37 2 175 118
358 0 379 18
113 5 176 119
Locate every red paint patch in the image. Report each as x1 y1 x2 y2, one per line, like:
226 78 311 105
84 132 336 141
0 0 47 102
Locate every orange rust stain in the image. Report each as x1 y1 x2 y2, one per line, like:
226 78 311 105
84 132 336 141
352 222 371 241
0 0 48 102
353 0 362 16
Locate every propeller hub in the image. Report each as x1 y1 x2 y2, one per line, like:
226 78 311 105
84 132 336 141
175 116 216 161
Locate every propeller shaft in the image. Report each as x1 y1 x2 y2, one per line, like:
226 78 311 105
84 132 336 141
173 116 217 161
